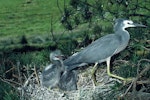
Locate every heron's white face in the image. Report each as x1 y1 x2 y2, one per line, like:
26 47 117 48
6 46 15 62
123 20 135 28
50 54 61 63
50 50 62 61
53 56 61 60
122 20 146 30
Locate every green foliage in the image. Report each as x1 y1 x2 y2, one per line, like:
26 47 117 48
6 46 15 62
62 0 149 35
0 0 68 38
58 39 78 55
92 24 102 37
115 65 137 78
110 81 122 90
1 49 49 66
0 81 19 100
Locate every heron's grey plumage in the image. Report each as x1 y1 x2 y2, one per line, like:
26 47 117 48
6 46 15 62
64 18 146 71
41 50 78 91
41 50 64 88
58 70 78 91
41 63 62 88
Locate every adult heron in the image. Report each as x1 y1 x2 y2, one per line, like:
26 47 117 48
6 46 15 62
63 18 146 85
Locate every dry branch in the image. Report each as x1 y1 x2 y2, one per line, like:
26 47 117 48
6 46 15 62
0 77 17 89
121 59 150 99
34 65 40 86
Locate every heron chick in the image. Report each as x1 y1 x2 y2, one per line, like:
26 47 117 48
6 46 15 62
41 50 78 91
41 50 64 89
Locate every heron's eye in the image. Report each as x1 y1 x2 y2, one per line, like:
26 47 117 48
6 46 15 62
127 22 131 24
128 21 133 25
60 71 63 76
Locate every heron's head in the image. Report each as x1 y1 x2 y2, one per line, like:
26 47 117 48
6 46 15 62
114 18 146 31
50 50 64 62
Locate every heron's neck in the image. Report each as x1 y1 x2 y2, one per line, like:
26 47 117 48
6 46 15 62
53 60 65 71
116 28 130 44
53 60 62 66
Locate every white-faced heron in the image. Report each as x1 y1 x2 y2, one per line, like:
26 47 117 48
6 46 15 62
63 18 146 85
41 50 64 89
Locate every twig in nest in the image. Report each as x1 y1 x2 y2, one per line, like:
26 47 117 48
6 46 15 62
141 45 150 51
34 65 40 86
23 72 35 88
137 59 150 75
5 78 21 86
136 80 150 84
113 59 129 65
137 65 150 79
5 66 15 74
121 59 150 98
0 77 17 89
124 80 134 96
17 61 22 86
133 64 150 92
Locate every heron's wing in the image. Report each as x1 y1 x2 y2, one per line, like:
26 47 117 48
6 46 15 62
59 70 78 91
42 64 59 80
64 34 121 70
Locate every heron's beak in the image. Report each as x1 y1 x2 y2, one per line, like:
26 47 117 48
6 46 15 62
56 55 65 60
133 23 147 27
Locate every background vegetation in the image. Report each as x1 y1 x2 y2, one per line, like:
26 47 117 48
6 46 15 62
0 0 149 99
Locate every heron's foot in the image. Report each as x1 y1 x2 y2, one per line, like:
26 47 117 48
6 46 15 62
91 74 104 87
48 86 59 91
48 87 51 91
92 77 99 86
123 78 133 85
124 78 133 81
91 73 97 86
108 73 133 83
91 62 100 88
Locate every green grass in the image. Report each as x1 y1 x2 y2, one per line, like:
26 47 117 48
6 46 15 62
0 0 68 38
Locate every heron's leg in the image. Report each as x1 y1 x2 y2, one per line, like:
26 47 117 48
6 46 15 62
106 57 132 82
91 62 98 86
